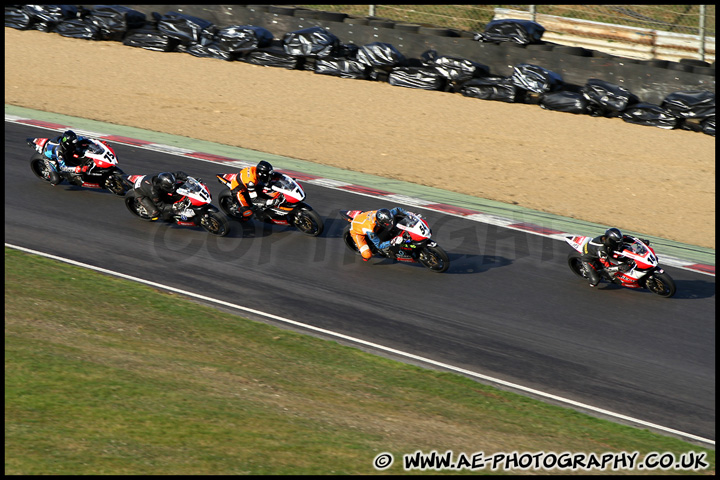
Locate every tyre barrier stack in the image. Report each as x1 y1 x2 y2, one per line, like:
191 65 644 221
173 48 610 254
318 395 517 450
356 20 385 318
5 4 715 136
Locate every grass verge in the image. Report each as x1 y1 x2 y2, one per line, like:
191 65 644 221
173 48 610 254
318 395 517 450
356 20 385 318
5 247 714 474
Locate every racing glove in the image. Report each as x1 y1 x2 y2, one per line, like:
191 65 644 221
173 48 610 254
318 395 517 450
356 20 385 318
390 236 404 246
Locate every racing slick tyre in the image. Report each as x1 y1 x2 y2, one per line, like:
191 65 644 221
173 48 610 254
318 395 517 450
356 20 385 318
567 252 589 279
200 212 230 237
342 226 361 255
218 190 248 221
418 244 450 273
342 226 378 256
292 208 324 236
30 153 61 185
104 172 127 196
124 191 154 221
642 271 676 298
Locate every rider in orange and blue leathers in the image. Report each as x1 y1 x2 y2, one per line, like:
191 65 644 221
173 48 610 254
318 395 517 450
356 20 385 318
228 160 281 220
349 207 408 261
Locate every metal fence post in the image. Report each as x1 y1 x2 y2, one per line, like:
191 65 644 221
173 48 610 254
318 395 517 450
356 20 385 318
699 5 706 61
530 5 537 23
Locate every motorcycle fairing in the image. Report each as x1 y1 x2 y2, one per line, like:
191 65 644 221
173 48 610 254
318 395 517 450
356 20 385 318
396 213 432 242
565 235 591 252
177 177 212 206
269 174 305 204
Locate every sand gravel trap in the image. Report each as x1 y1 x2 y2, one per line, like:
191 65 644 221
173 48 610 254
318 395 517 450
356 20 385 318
4 27 715 248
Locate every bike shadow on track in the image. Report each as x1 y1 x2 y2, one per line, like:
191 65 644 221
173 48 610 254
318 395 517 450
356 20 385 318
668 279 716 300
320 217 513 275
221 218 315 239
583 278 715 300
444 252 512 275
347 250 512 275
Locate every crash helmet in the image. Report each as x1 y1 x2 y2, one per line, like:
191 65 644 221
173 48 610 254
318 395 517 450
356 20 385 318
375 209 393 229
256 161 274 184
59 130 78 156
604 227 623 251
156 172 177 193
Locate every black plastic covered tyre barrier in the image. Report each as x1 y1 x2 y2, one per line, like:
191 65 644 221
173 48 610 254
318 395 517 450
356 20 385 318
553 45 592 56
268 6 295 16
342 17 369 25
417 26 459 37
368 20 395 29
680 58 711 67
394 23 420 33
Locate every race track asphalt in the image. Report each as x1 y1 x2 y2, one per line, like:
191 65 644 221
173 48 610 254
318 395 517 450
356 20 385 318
5 119 715 445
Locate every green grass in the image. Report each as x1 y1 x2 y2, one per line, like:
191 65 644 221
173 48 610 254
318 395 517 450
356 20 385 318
5 247 715 474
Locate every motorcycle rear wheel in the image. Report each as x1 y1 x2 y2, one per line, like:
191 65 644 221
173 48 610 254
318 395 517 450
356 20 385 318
643 272 676 298
200 212 230 237
218 190 247 221
418 245 450 273
292 208 324 236
342 226 361 254
567 252 589 279
104 173 127 196
124 191 154 221
30 154 61 185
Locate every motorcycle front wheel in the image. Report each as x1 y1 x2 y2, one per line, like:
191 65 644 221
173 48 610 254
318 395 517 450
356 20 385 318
418 244 450 273
643 271 676 298
30 154 61 185
292 208 324 236
200 212 230 237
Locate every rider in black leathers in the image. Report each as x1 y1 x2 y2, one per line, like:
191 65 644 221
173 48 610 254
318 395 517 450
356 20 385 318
133 171 189 221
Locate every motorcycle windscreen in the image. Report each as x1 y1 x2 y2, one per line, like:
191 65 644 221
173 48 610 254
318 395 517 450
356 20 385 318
397 214 431 241
273 175 304 203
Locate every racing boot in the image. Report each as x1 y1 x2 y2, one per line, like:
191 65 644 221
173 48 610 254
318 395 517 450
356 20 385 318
238 206 255 222
380 247 397 260
69 174 84 186
250 203 268 222
160 203 175 221
582 261 601 287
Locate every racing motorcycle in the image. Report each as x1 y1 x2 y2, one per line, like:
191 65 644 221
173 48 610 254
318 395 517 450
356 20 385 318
216 172 323 236
340 210 450 273
565 234 676 297
123 174 230 236
27 136 127 195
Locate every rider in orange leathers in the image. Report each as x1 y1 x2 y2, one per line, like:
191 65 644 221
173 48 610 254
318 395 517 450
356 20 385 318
350 207 408 261
228 160 281 220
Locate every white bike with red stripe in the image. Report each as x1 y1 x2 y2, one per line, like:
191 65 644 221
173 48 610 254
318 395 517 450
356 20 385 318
27 136 127 195
565 235 676 297
123 174 230 237
340 210 450 273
